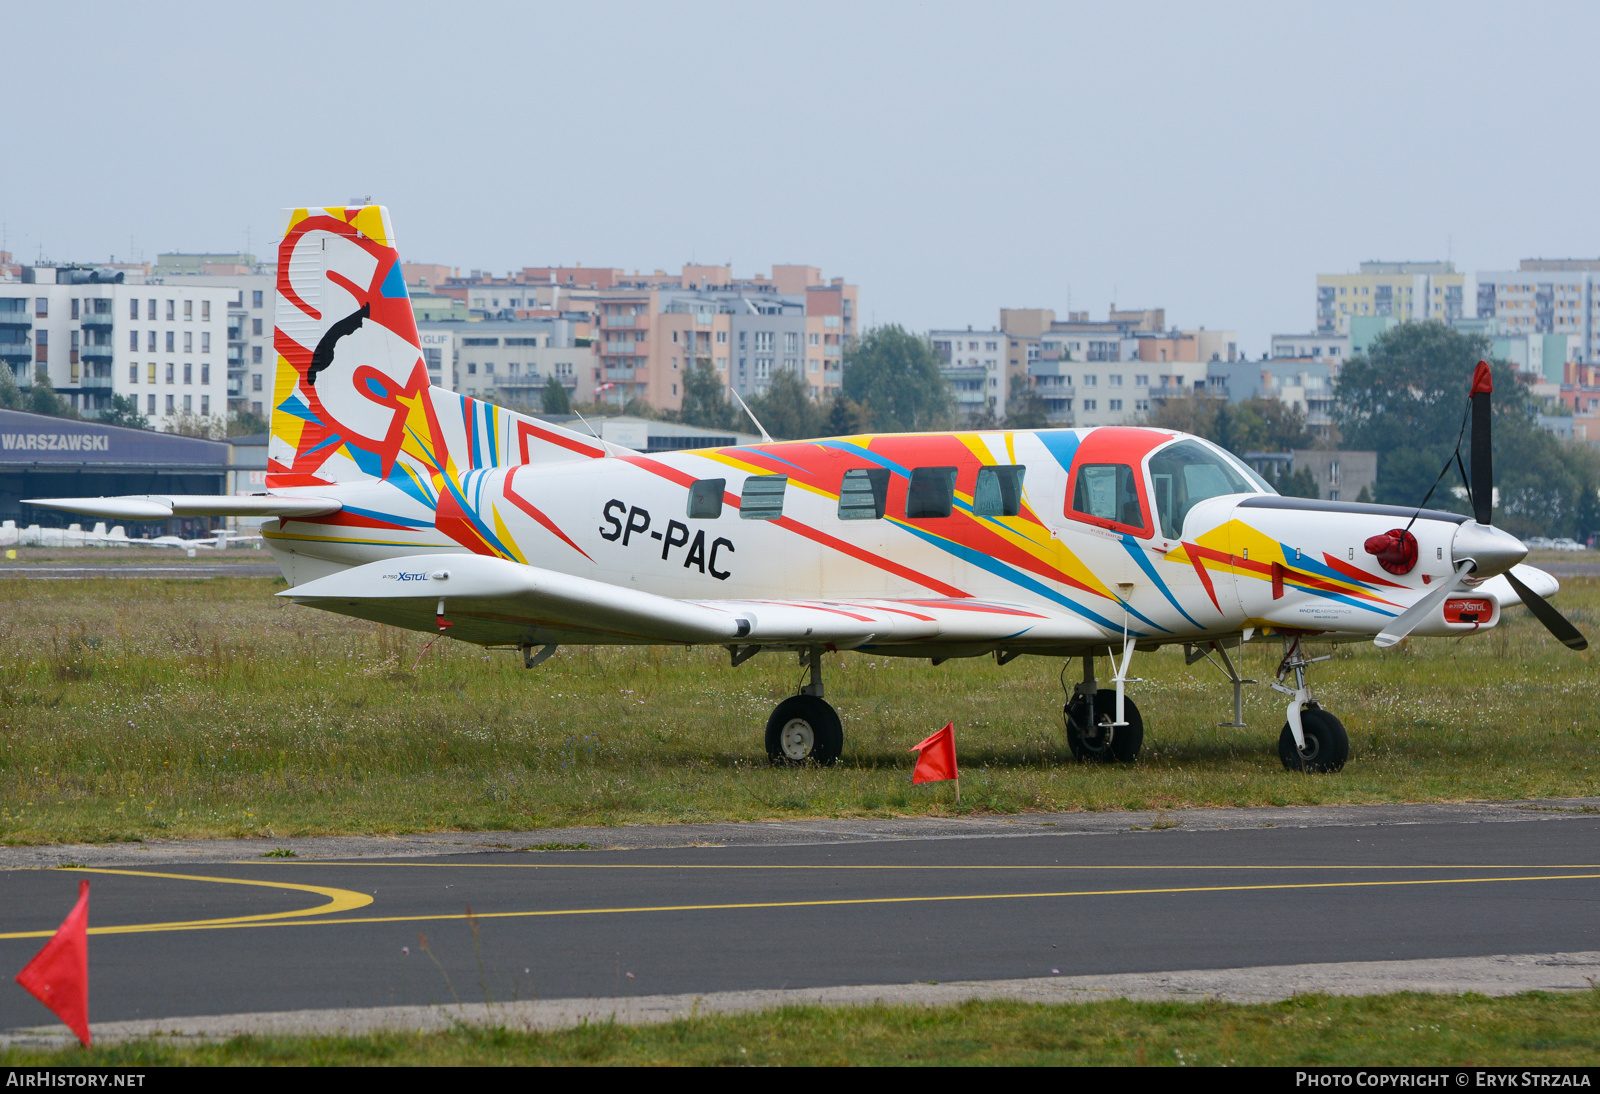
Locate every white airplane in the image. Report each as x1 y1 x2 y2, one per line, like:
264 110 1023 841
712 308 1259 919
31 206 1586 773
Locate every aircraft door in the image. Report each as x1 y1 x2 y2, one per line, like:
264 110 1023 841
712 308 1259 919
1146 440 1252 626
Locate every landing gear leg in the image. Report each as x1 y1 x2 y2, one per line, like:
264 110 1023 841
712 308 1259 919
1064 648 1144 763
765 648 842 766
1271 637 1348 773
1185 637 1255 727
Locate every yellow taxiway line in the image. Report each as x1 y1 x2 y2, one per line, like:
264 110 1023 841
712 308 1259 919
237 861 1600 871
0 868 372 941
2 869 1595 939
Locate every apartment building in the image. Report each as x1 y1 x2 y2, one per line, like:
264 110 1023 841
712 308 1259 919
1205 359 1340 440
1476 260 1600 363
0 268 231 429
1030 352 1207 427
147 258 277 418
1269 332 1348 363
1315 261 1465 335
930 329 1007 416
997 306 1223 426
592 284 846 411
419 317 595 405
424 263 855 411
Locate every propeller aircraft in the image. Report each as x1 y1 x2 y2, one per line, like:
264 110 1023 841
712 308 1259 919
30 206 1588 773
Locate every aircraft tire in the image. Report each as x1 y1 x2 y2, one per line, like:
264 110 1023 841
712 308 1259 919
1278 707 1348 773
765 695 843 766
1065 689 1143 763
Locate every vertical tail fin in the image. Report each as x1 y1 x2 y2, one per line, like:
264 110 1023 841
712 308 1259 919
267 205 607 506
268 205 428 487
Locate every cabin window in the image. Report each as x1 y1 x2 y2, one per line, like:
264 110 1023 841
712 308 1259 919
905 467 957 519
687 478 725 519
1072 464 1142 529
973 466 1026 516
838 467 890 520
1147 440 1254 540
740 475 787 520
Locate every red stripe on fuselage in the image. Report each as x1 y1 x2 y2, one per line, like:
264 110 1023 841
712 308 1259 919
768 515 970 598
504 465 594 562
622 452 969 597
1186 550 1222 611
517 420 605 462
1184 541 1401 606
1321 551 1409 589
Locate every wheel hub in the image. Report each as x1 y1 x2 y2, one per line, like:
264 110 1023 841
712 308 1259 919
780 718 815 760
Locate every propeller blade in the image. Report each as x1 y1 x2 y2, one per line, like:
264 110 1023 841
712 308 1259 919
1505 569 1589 651
1470 360 1493 526
1374 560 1473 648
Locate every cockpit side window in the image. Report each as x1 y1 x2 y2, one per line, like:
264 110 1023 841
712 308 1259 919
1147 439 1256 540
1071 463 1144 532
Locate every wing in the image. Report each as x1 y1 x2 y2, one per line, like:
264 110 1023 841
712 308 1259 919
27 494 342 520
278 553 1107 652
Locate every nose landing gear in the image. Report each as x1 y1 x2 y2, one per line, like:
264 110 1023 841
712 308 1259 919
1272 636 1348 773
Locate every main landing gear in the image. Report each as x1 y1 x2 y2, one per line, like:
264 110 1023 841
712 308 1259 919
1063 645 1144 763
764 648 842 766
1271 636 1348 773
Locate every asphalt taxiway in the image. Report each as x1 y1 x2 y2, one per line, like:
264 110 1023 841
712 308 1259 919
2 801 1598 1037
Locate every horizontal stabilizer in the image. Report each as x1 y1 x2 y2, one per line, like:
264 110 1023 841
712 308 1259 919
27 495 342 520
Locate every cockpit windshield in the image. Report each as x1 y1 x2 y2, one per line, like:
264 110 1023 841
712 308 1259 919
1147 439 1264 540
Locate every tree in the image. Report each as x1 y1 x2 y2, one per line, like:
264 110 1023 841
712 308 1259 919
1333 320 1600 537
1144 391 1218 438
541 375 572 415
748 368 823 440
1271 465 1320 499
1003 388 1049 430
840 325 955 433
228 407 269 436
1333 322 1503 508
964 402 1000 430
678 361 734 430
0 364 24 411
825 395 867 436
1146 392 1309 456
164 409 227 439
99 394 150 431
26 368 77 419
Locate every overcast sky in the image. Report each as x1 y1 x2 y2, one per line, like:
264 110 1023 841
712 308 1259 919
6 1 1599 354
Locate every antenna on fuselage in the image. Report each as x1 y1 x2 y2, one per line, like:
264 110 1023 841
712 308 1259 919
568 405 627 458
728 385 773 444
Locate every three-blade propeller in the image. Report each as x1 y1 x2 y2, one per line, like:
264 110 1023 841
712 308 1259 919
1376 361 1587 651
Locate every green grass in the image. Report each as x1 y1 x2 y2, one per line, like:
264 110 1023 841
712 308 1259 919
4 992 1599 1066
0 573 1596 843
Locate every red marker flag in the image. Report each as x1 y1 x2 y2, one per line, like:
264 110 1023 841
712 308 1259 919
910 722 959 789
16 878 91 1047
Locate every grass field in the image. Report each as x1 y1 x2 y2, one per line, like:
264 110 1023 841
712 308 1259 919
0 566 1596 843
4 992 1598 1066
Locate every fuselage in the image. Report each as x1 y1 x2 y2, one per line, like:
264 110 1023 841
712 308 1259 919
261 425 1503 650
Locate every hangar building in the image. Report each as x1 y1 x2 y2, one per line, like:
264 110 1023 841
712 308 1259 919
0 409 229 536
